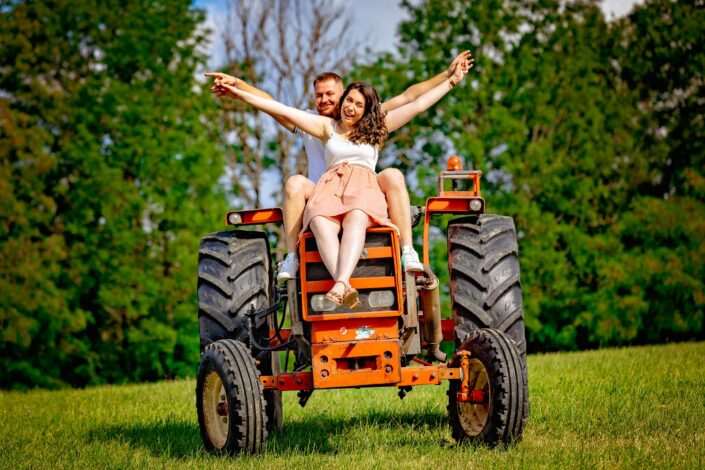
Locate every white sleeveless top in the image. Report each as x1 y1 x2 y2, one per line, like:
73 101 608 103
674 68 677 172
324 123 378 171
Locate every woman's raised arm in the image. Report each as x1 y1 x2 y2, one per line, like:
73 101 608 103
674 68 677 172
384 59 470 133
220 83 332 141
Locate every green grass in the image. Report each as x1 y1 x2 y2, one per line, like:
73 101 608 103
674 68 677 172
2 342 704 469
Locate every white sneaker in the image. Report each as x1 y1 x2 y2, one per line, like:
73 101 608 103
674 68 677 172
401 246 424 273
276 253 299 283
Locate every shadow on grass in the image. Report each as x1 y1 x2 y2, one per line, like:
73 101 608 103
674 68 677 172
268 408 449 454
88 417 204 459
88 408 448 458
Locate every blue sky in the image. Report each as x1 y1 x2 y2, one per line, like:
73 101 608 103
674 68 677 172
195 0 643 67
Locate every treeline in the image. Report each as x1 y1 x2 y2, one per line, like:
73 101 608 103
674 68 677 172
354 0 704 352
1 0 703 389
0 1 226 389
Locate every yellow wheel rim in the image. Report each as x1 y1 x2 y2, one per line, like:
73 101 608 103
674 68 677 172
202 370 229 449
456 358 491 436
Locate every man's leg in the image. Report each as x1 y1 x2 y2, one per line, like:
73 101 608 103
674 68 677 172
283 175 315 253
377 168 423 272
278 175 315 282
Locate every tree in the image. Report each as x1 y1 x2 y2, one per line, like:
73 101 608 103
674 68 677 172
608 0 705 345
0 0 226 388
354 0 704 350
206 0 360 256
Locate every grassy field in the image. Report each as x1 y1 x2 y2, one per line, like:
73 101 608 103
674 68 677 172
2 341 704 469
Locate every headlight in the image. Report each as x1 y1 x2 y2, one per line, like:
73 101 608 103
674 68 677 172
227 212 242 225
311 294 337 312
310 290 396 312
368 290 395 309
469 199 483 211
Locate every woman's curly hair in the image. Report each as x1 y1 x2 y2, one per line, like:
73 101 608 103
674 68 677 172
338 82 388 147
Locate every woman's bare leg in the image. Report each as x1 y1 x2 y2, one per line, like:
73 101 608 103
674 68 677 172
309 215 341 280
336 209 371 286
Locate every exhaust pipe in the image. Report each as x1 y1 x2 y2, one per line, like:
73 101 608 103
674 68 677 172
419 265 447 363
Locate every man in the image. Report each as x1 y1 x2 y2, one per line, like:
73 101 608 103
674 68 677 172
206 50 473 282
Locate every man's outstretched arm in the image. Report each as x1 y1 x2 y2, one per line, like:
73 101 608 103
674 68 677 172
204 72 297 133
380 50 474 113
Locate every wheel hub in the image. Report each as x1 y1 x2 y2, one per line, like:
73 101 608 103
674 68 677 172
202 371 229 448
216 400 228 416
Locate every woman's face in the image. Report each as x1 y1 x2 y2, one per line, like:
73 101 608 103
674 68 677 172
341 88 366 128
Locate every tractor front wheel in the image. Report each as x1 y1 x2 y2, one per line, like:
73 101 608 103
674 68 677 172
196 339 268 454
448 328 528 445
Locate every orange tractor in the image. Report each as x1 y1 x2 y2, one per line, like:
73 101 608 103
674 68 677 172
196 157 528 454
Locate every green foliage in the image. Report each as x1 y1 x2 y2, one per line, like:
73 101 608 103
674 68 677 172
0 0 226 389
356 0 705 351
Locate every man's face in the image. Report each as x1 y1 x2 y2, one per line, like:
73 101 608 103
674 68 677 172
314 79 344 117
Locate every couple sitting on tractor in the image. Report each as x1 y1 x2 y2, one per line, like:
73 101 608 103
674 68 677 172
206 50 473 308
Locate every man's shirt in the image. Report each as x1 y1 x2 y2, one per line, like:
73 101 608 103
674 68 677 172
294 109 326 183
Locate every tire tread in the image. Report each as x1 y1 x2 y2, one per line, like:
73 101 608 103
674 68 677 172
448 215 527 357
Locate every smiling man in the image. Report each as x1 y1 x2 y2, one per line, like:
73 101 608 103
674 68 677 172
206 50 473 282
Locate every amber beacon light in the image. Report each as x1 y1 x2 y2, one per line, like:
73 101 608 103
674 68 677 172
446 155 463 171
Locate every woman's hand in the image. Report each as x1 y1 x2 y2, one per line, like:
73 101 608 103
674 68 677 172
218 83 245 100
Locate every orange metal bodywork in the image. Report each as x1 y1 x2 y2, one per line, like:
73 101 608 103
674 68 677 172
299 227 403 322
261 371 313 391
310 317 398 343
397 364 461 386
422 169 484 265
311 339 402 388
260 364 464 391
225 208 283 226
453 350 475 402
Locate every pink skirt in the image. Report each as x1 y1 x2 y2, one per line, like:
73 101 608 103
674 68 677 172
301 161 397 233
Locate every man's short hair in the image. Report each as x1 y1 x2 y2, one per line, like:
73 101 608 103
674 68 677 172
313 72 343 87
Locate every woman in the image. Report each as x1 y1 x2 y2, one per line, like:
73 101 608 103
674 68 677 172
218 62 470 308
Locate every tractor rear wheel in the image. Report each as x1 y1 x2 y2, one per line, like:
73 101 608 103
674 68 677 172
448 215 527 357
197 230 282 432
197 339 268 454
448 329 528 445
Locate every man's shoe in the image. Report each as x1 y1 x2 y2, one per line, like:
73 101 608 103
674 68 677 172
276 253 299 282
401 246 424 273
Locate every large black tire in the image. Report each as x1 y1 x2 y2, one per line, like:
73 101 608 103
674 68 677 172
448 215 527 357
197 230 282 432
196 340 268 454
198 230 271 347
448 329 528 445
